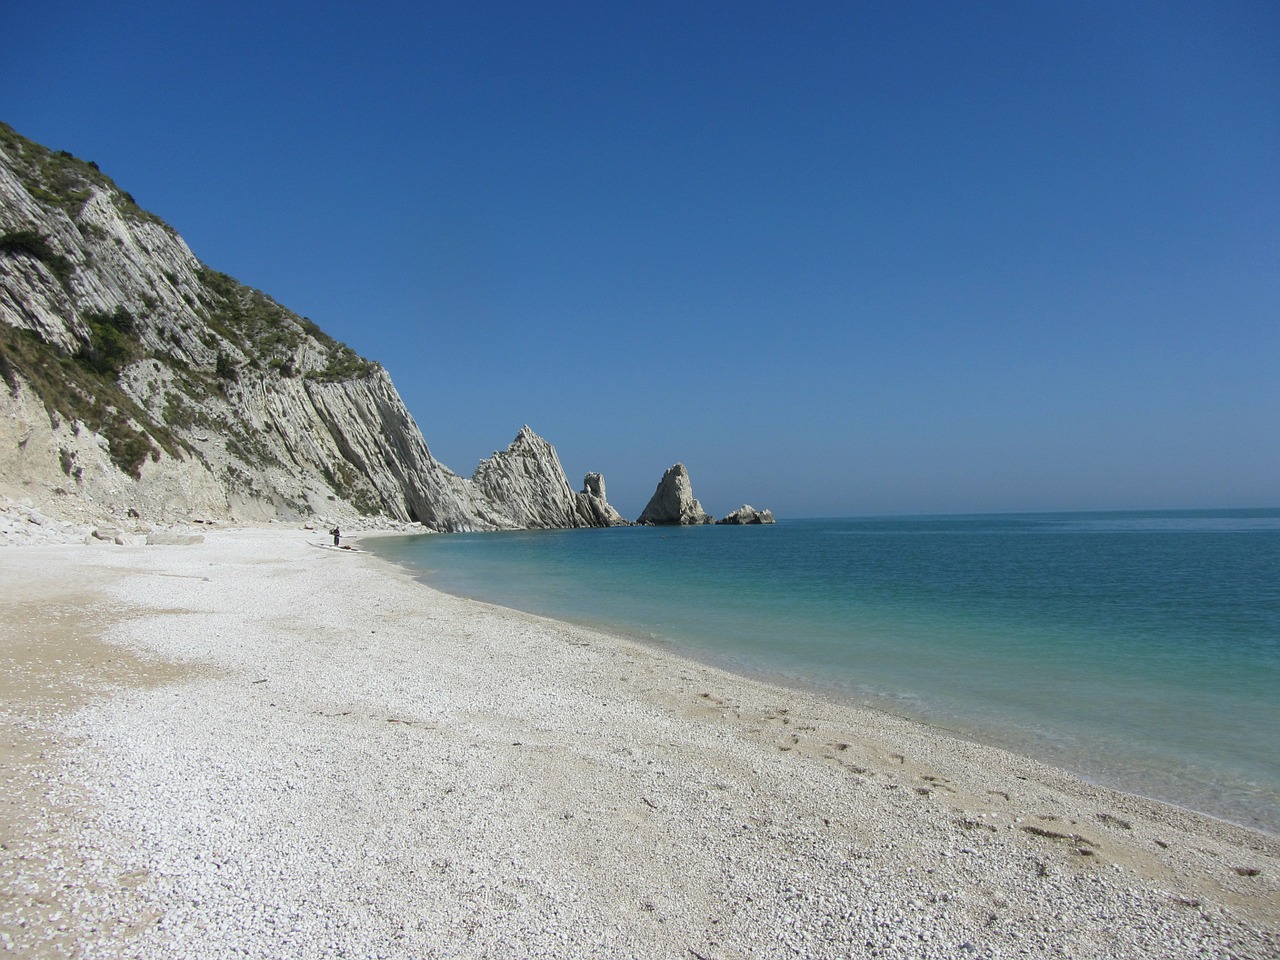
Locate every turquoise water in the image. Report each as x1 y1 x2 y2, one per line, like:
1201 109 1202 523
367 510 1280 834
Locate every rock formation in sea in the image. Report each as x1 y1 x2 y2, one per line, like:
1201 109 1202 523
716 504 776 525
0 122 620 532
636 463 714 525
471 427 626 529
575 472 630 528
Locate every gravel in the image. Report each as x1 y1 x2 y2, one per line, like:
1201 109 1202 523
2 527 1276 958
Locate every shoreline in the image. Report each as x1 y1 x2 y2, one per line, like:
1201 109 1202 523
2 526 1276 958
382 571 1280 840
365 526 1280 840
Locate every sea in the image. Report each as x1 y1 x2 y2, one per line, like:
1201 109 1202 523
365 509 1280 835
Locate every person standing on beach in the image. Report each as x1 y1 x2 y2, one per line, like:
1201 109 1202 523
330 526 341 547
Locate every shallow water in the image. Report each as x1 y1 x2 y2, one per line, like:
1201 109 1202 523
367 510 1280 833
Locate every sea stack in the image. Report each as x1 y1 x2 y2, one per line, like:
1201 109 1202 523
716 504 776 525
575 472 629 527
636 463 713 525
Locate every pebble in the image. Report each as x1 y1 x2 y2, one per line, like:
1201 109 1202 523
3 527 1276 959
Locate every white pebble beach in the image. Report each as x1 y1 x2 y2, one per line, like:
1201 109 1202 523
2 526 1277 959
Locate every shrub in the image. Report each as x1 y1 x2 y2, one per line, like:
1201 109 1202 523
0 230 74 289
0 320 183 479
0 346 17 395
76 306 139 378
101 419 157 479
0 123 168 229
195 267 379 383
215 351 239 381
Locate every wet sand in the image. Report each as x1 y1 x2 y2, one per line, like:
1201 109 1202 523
0 554 187 956
1 528 1276 958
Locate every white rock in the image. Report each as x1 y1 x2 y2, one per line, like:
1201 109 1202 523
637 463 713 525
0 129 619 535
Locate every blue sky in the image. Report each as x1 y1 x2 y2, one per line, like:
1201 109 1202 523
4 1 1277 518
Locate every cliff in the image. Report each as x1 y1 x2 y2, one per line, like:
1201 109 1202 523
0 123 622 532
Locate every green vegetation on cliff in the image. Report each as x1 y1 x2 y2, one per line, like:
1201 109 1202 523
195 267 377 382
0 122 383 488
0 229 74 290
0 121 167 228
0 322 179 478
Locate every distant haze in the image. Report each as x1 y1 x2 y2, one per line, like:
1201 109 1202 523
4 3 1276 519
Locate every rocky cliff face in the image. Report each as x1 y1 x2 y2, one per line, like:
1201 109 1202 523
471 426 625 529
0 123 620 532
637 463 713 525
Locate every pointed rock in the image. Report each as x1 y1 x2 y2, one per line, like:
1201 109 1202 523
467 426 623 529
471 426 582 529
575 472 629 527
637 463 713 525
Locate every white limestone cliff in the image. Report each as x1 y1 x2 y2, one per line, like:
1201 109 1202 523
0 123 618 532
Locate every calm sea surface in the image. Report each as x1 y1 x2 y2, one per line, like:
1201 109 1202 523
366 510 1280 834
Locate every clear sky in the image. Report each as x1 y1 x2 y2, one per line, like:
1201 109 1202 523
4 1 1277 519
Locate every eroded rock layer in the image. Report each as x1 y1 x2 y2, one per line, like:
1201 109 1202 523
576 472 629 527
0 123 616 531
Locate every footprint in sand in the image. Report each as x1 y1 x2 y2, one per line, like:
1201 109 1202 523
1096 812 1132 830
